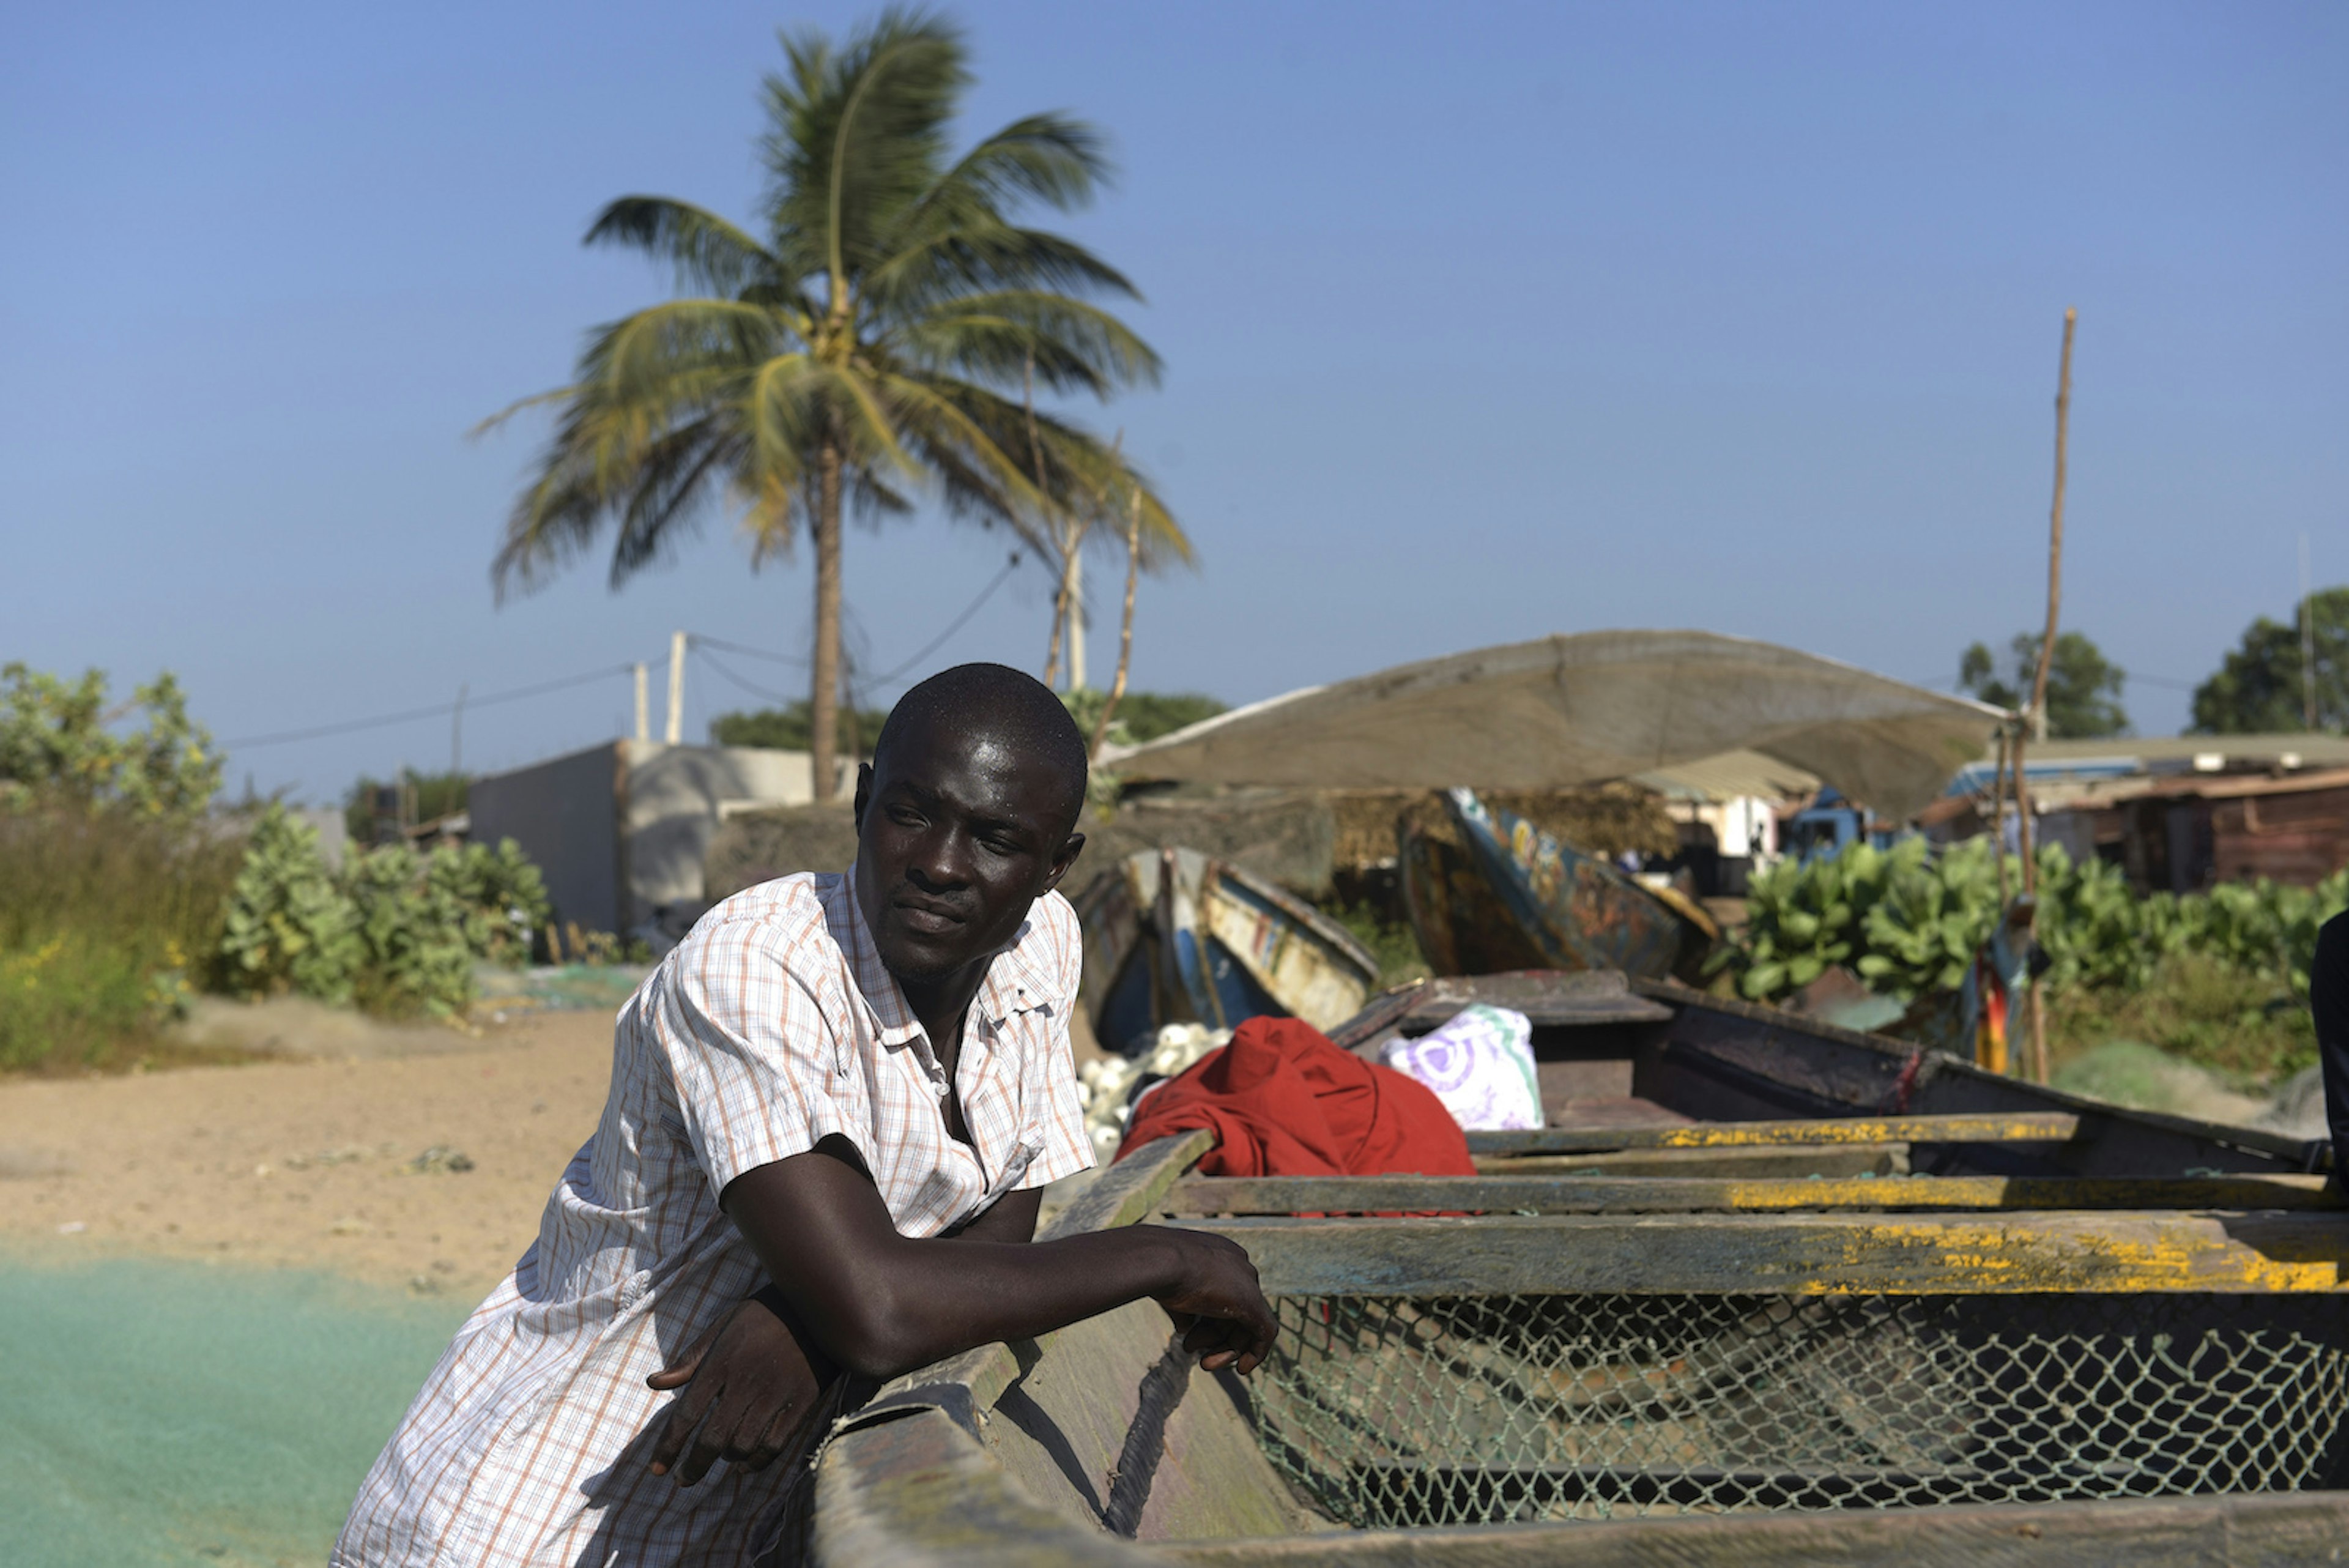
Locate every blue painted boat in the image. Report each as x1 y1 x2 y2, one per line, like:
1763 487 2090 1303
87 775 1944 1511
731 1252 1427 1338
1073 847 1379 1056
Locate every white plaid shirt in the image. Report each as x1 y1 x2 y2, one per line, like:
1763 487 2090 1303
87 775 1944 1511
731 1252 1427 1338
333 871 1093 1567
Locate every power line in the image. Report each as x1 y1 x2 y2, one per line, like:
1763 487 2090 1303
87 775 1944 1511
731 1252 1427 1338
687 549 1026 703
693 634 809 669
225 664 635 749
226 551 1029 753
869 552 1024 686
694 644 798 706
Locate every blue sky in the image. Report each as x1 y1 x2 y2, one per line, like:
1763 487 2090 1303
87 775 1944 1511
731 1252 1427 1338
4 2 2343 801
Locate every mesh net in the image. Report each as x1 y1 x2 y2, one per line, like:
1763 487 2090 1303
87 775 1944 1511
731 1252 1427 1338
1252 1292 2349 1528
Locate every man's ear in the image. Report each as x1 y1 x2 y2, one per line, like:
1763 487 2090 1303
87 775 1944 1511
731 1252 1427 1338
1041 831 1086 895
852 763 875 834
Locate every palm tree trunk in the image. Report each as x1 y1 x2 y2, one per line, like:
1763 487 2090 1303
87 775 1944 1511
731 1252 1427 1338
1091 481 1144 759
1046 518 1082 691
810 437 844 804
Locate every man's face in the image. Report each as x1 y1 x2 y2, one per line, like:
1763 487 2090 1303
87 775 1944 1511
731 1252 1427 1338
852 715 1085 986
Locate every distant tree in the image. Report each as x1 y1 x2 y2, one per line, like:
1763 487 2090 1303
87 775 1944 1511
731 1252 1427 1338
1058 688 1225 747
1956 631 2129 738
0 664 221 818
483 12 1188 804
2191 586 2349 734
709 701 892 756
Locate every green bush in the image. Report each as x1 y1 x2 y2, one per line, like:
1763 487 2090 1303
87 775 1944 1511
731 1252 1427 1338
0 807 245 1071
345 846 477 1018
0 663 221 819
218 807 363 1004
1717 838 2349 1011
425 837 551 967
217 809 554 1020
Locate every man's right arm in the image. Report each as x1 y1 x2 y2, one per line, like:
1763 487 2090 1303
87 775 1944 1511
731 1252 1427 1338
720 1137 1275 1384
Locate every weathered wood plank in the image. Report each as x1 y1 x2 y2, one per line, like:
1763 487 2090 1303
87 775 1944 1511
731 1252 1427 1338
1404 993 1675 1030
1177 1211 2349 1295
1469 1112 2079 1156
1039 1129 1217 1241
1154 1487 2349 1568
1165 1172 2339 1216
815 1404 1160 1568
1475 1145 1907 1178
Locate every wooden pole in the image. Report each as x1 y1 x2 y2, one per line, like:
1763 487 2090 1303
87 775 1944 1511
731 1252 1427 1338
2303 533 2318 731
1026 352 1071 688
1991 726 2011 909
1093 469 1145 760
2025 307 2075 750
2020 307 2074 1085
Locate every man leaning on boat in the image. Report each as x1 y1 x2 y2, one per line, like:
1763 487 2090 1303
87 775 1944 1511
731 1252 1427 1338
331 664 1278 1567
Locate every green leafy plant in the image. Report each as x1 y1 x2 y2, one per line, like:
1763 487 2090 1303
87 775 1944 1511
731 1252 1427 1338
346 846 477 1019
1716 838 2349 1013
425 839 553 967
1716 839 1896 1000
217 806 363 1005
217 812 554 1019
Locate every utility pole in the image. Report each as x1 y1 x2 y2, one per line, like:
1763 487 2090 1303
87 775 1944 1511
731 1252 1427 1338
665 630 686 745
1066 546 1087 691
634 663 650 743
2302 533 2318 732
2018 307 2076 1087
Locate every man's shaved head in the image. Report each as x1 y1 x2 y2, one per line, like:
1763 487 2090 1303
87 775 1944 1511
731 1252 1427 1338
871 663 1089 833
853 664 1091 987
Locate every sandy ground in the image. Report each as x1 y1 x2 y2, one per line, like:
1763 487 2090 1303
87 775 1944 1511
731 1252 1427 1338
0 1008 617 1298
0 990 1108 1304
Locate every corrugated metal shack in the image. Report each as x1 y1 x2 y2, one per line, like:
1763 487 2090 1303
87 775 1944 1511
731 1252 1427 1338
1941 735 2349 893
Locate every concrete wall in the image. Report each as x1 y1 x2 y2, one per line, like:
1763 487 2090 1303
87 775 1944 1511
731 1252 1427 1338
469 740 831 934
620 741 827 927
294 808 348 872
468 741 624 932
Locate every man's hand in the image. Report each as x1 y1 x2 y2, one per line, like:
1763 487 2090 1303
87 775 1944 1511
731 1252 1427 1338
1154 1230 1278 1376
646 1287 837 1485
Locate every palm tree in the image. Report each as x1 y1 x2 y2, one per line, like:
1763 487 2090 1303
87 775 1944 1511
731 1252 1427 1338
486 9 1189 799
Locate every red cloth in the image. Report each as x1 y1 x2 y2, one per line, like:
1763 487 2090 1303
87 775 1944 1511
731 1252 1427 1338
1115 1016 1477 1178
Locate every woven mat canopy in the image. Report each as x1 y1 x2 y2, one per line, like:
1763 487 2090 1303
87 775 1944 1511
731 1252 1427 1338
1099 631 2005 822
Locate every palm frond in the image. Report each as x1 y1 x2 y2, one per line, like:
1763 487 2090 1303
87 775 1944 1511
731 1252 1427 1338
898 112 1113 232
607 417 743 579
893 290 1162 395
866 223 1141 318
585 197 777 299
589 299 795 397
763 9 966 300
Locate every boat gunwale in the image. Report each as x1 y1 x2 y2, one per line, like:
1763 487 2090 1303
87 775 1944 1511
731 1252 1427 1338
810 977 2349 1564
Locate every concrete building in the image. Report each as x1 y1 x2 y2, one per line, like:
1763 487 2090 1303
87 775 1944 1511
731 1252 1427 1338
468 740 834 939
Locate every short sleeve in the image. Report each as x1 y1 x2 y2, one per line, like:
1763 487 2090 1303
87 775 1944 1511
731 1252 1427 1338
653 914 864 1197
1013 893 1096 1191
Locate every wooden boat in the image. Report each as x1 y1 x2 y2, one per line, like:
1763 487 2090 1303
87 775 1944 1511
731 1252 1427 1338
1403 789 1716 984
809 969 2349 1566
1074 847 1380 1056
